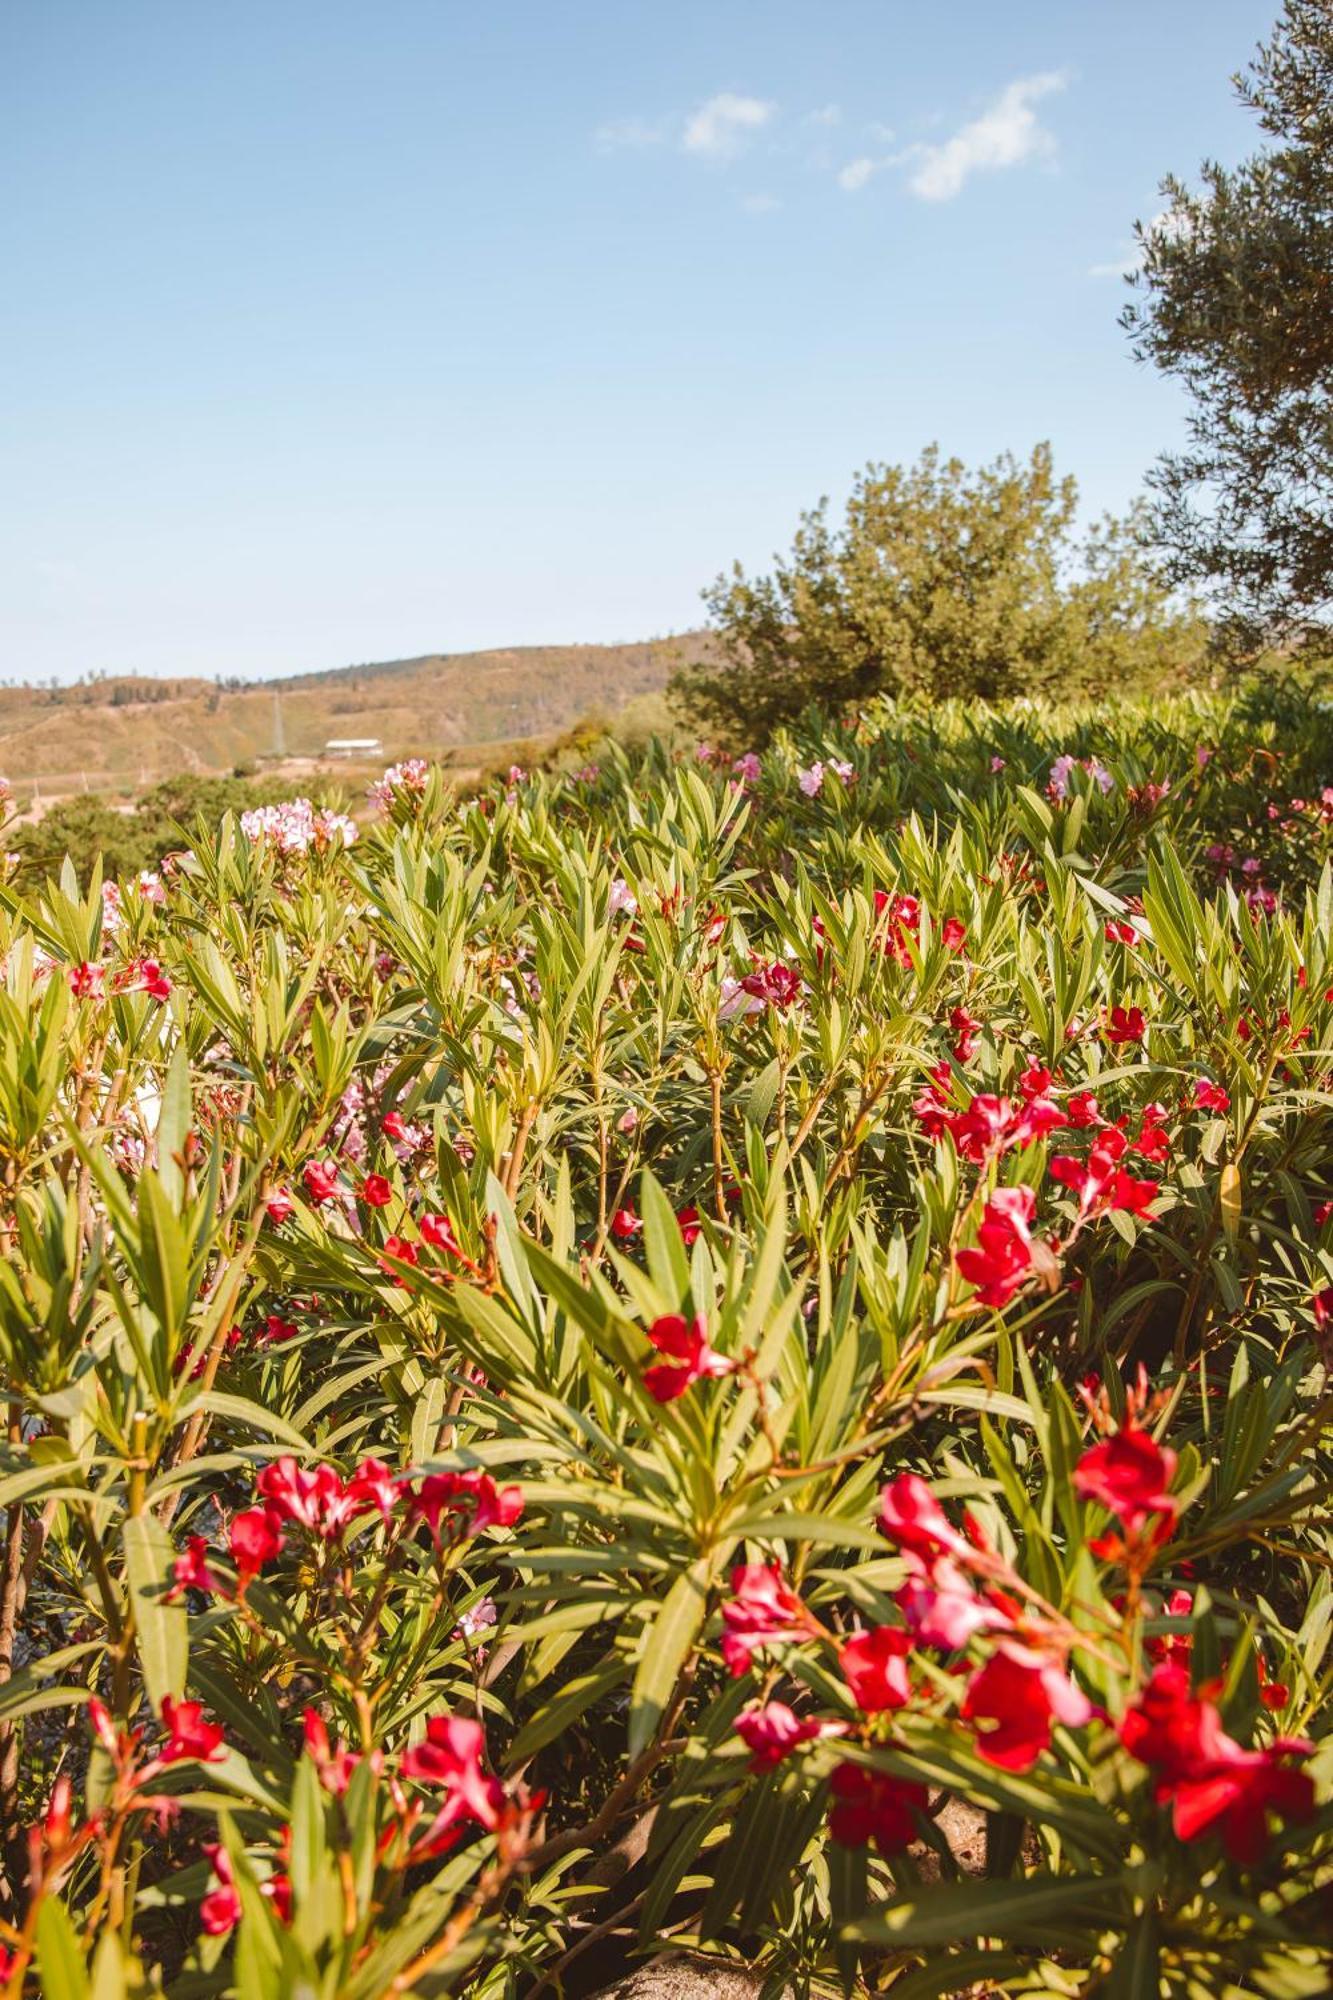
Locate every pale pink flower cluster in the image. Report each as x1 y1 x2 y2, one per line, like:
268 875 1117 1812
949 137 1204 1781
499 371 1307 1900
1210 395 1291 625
240 799 357 855
368 760 430 813
1048 754 1114 801
797 759 855 797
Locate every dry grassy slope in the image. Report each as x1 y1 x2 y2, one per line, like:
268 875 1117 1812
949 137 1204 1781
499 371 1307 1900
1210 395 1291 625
0 636 709 798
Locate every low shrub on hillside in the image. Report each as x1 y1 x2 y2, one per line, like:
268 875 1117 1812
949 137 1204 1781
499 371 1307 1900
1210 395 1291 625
0 683 1328 1996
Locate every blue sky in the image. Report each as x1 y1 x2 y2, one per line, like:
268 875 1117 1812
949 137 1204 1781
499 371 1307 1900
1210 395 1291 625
1 0 1274 682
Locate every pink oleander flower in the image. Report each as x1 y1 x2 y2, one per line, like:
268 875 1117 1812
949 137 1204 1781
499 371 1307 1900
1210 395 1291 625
368 759 430 812
229 1505 285 1589
406 1470 523 1544
735 1702 824 1771
1193 1076 1230 1113
720 1563 813 1676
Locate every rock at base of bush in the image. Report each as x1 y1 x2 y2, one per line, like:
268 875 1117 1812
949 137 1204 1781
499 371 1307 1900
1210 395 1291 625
587 1953 792 1999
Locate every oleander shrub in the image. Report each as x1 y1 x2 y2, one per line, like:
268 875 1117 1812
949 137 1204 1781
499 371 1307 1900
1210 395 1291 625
0 684 1329 1998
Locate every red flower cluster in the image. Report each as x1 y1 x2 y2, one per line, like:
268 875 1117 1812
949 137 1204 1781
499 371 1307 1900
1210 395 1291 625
956 1186 1046 1309
1120 1666 1315 1862
168 1457 523 1599
828 1764 928 1854
1050 1126 1159 1221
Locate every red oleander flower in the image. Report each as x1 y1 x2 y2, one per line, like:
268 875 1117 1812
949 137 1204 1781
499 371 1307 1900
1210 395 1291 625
346 1456 401 1520
228 1505 284 1587
1145 1588 1194 1672
1193 1077 1230 1113
1105 1005 1147 1045
400 1715 505 1854
739 959 804 1009
265 1188 295 1224
68 961 105 998
419 1211 459 1253
1051 1126 1157 1221
1066 1089 1100 1127
159 1697 225 1765
949 1005 981 1063
955 1186 1036 1308
877 1473 974 1564
380 1234 419 1280
735 1702 823 1771
302 1159 341 1205
1105 920 1138 946
121 958 172 1000
641 1313 732 1402
1313 1286 1333 1328
1133 1104 1172 1162
303 1708 376 1795
941 916 968 953
676 1204 702 1245
961 1643 1093 1770
407 1470 523 1543
828 1764 928 1854
257 1457 362 1539
200 1845 242 1935
720 1563 812 1676
361 1174 393 1207
166 1535 218 1601
610 1206 641 1239
1074 1421 1177 1534
1119 1665 1315 1863
839 1625 911 1712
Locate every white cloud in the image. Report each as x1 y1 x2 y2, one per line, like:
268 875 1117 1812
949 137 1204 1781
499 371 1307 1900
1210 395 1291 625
838 156 879 193
1088 249 1141 280
594 115 669 153
740 192 781 214
804 103 842 127
906 72 1066 202
681 92 776 160
1088 208 1189 279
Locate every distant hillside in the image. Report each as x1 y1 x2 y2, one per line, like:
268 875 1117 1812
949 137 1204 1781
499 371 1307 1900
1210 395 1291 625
0 636 710 801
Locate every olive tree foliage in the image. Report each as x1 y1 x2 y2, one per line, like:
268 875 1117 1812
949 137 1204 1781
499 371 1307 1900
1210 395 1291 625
1124 0 1333 645
672 444 1205 744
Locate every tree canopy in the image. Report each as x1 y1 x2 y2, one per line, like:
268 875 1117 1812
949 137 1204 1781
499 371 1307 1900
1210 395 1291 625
1124 0 1333 644
672 443 1204 743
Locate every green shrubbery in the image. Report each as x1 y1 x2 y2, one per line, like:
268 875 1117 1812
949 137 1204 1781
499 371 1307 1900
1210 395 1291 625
672 445 1212 745
0 683 1328 1996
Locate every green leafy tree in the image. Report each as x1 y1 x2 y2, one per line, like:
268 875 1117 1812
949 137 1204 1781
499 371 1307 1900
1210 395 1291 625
1124 0 1333 642
672 444 1203 743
